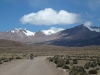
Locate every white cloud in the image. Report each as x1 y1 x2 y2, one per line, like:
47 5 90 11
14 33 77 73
84 21 92 27
42 27 64 35
88 0 100 10
49 27 64 32
20 8 81 25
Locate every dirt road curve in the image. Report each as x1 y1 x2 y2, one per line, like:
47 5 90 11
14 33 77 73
0 56 61 75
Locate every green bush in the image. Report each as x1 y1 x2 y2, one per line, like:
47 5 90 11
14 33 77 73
49 58 54 62
8 58 14 61
57 62 63 67
69 66 87 75
0 61 2 64
90 61 97 68
88 69 98 74
97 62 100 66
96 68 99 70
84 62 90 69
56 59 64 67
65 60 70 64
34 55 37 57
16 57 22 59
73 59 78 64
76 72 89 75
85 66 89 69
96 59 100 63
62 64 69 69
54 59 58 64
3 59 9 62
54 55 59 59
1 57 6 60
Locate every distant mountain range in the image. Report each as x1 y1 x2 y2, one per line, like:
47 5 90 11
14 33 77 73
0 24 100 47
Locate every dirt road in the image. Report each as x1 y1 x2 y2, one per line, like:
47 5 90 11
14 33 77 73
0 56 61 75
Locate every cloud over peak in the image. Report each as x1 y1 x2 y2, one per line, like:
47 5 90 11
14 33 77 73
84 21 92 27
20 8 81 25
42 27 64 35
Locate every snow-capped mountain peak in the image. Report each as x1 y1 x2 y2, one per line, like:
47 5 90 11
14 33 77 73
11 28 35 36
8 27 64 36
42 27 64 35
11 28 25 33
23 30 35 36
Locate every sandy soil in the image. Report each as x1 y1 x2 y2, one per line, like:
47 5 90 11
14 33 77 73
0 56 62 75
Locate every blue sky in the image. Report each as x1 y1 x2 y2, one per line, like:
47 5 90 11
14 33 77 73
0 0 100 32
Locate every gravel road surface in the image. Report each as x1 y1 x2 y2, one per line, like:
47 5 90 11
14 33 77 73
0 56 61 75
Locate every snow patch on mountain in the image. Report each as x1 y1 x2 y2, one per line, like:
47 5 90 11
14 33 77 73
11 30 15 33
10 27 64 36
23 30 35 36
84 25 100 32
11 28 35 36
11 28 24 33
87 27 100 32
42 27 64 35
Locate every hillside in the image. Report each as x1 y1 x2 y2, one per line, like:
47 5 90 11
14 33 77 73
0 39 29 47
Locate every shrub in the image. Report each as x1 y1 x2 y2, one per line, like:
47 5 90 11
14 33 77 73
0 61 2 64
84 62 90 69
96 68 99 70
90 61 97 68
69 66 87 75
3 59 9 62
85 66 89 69
88 69 98 74
73 59 78 64
65 60 70 64
62 64 69 69
54 55 59 59
49 58 54 62
76 72 89 75
34 55 37 57
97 62 100 66
56 59 64 67
57 62 63 67
8 58 14 61
96 58 100 63
1 57 6 60
70 63 73 66
16 57 22 59
54 59 58 64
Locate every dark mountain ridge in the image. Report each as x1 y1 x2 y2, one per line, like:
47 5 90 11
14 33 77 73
43 24 100 47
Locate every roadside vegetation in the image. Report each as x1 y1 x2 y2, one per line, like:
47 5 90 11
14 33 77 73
0 53 29 65
48 55 100 75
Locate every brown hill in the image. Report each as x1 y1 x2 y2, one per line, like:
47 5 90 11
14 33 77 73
0 39 29 47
